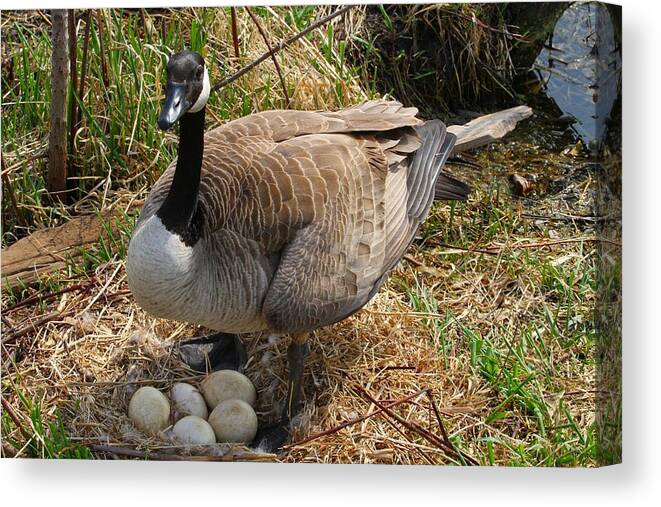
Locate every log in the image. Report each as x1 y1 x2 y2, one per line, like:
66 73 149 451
47 10 69 198
1 106 532 291
1 205 140 291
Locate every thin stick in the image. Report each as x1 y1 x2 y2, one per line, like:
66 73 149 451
75 10 92 132
522 212 604 223
1 156 28 228
2 311 63 345
373 406 436 464
356 386 478 465
1 397 33 444
139 8 148 36
284 387 427 449
68 10 91 189
245 7 290 106
3 277 98 314
433 236 621 257
211 5 353 93
435 6 528 42
67 9 78 159
433 242 498 256
95 10 109 88
425 390 461 459
230 7 240 60
506 237 621 249
403 254 423 267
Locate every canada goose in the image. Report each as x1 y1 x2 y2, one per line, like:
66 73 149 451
126 50 470 451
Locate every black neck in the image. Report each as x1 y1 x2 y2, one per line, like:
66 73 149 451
157 108 205 245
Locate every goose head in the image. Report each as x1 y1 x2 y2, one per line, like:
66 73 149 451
158 50 210 130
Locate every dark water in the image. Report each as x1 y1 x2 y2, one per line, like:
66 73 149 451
531 2 621 152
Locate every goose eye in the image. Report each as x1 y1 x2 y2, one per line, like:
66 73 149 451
196 66 203 80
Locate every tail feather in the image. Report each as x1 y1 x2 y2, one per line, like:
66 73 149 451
434 172 471 201
407 120 453 220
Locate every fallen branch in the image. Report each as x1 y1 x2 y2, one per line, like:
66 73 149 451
426 390 453 452
1 205 139 290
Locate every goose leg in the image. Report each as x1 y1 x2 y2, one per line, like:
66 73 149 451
177 332 247 373
253 332 309 453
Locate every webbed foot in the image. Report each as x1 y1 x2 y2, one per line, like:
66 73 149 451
177 332 247 373
252 419 290 453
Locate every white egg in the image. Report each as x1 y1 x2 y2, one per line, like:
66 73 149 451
200 370 257 409
172 415 216 446
208 399 258 444
170 382 208 421
128 386 170 435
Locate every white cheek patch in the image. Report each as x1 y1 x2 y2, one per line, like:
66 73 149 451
189 67 210 113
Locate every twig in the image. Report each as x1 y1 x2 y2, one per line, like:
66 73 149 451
403 254 423 267
211 5 353 92
95 10 109 88
284 387 427 449
1 397 33 444
1 152 48 177
433 235 621 258
67 9 78 159
522 212 604 223
356 386 478 465
245 7 290 107
434 242 499 256
425 391 453 451
3 277 98 314
504 237 621 250
139 8 147 36
2 311 64 345
230 7 240 60
1 156 28 228
103 288 133 303
369 401 436 464
435 6 529 42
75 10 92 138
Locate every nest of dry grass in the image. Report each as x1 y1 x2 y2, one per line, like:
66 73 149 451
1 130 610 464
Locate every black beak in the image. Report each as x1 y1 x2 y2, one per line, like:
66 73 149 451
158 82 188 130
